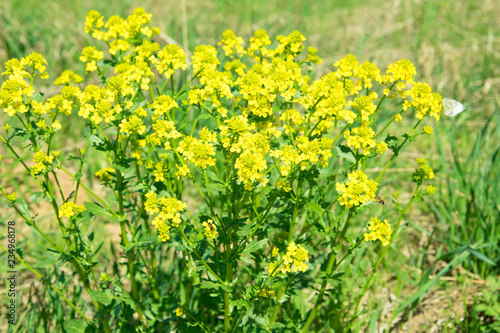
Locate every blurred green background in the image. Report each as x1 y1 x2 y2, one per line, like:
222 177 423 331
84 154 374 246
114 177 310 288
1 0 499 331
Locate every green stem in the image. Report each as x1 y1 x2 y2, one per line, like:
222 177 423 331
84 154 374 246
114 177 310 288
270 178 304 324
352 184 421 317
375 119 422 183
0 245 91 323
178 228 225 284
300 212 351 333
116 171 147 328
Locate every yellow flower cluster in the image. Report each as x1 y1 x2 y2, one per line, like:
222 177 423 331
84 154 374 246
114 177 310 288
426 185 436 195
59 202 86 218
423 125 434 135
336 170 378 208
177 128 217 170
31 151 54 175
144 192 187 241
174 306 184 316
219 30 246 57
79 47 104 72
413 158 434 182
0 53 48 116
364 217 392 246
6 192 17 203
403 82 442 120
258 287 276 298
202 220 218 240
95 167 115 182
268 242 309 276
0 8 446 250
84 8 160 55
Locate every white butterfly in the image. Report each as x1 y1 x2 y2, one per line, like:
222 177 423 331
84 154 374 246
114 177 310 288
443 98 465 117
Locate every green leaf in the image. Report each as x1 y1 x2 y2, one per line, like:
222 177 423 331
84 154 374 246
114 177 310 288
307 202 323 214
198 114 213 120
84 202 112 217
30 191 46 204
63 319 88 332
336 145 356 163
396 249 470 314
87 135 104 144
137 235 157 247
199 282 219 290
207 182 226 193
35 257 58 268
269 322 286 329
466 246 496 266
89 290 114 306
242 239 268 255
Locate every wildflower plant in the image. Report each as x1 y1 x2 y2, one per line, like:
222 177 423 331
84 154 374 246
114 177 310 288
0 8 443 332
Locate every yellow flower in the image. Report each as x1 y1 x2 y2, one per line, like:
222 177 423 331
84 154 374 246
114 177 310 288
59 202 86 218
406 82 442 120
277 179 292 192
54 70 84 86
36 119 47 129
80 46 104 72
152 44 187 79
423 126 433 135
344 126 376 155
336 170 378 209
381 59 416 85
364 217 392 246
218 30 246 57
6 192 17 203
395 113 402 122
258 287 275 298
202 220 218 240
247 29 272 59
84 10 104 37
413 158 434 182
175 164 190 180
177 136 216 170
268 242 309 275
95 167 115 182
376 142 388 155
175 307 184 316
304 46 322 65
334 54 359 79
100 272 110 282
51 120 62 130
426 185 436 195
144 192 187 241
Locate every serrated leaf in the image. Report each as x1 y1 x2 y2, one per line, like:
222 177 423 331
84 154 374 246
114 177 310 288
242 239 268 255
269 322 286 329
35 257 58 268
307 202 323 214
318 168 335 179
63 319 88 332
336 145 356 163
137 235 157 247
87 135 104 144
30 192 46 204
89 290 114 306
207 182 226 193
84 202 112 217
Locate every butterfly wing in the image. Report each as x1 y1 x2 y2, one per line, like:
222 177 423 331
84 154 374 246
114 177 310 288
443 98 465 117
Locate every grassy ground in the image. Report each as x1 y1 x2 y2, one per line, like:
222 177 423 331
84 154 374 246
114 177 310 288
1 0 499 331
